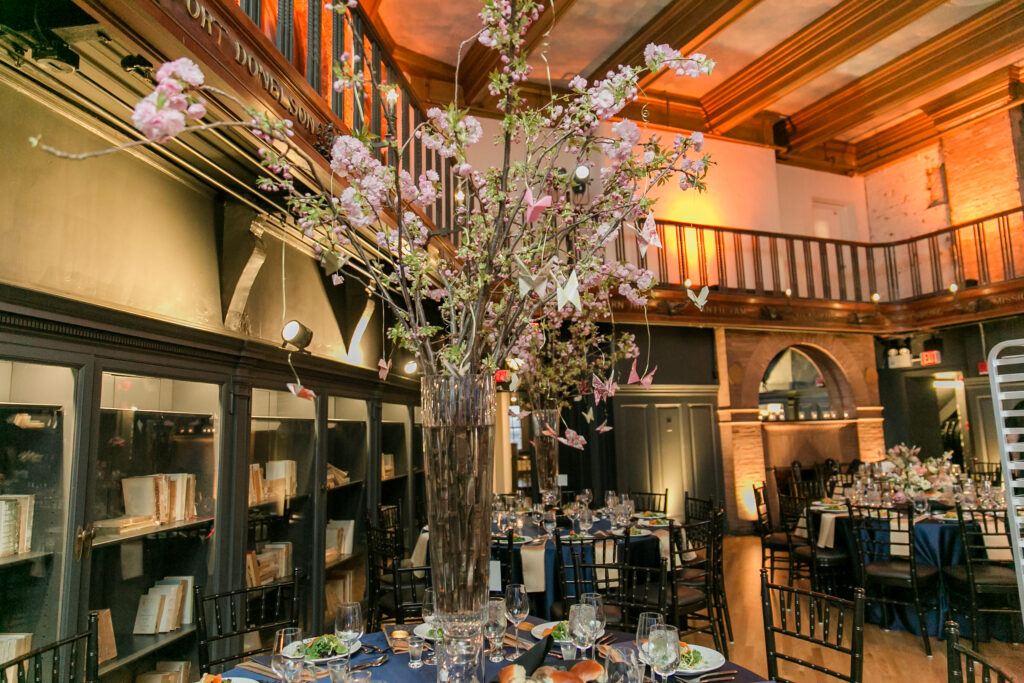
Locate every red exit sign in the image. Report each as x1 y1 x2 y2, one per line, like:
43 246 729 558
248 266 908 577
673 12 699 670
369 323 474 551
920 350 942 366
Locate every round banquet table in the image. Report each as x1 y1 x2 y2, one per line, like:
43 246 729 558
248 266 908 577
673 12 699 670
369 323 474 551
813 510 1024 642
221 617 770 682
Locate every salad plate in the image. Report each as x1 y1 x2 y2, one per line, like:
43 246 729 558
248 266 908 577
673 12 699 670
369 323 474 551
632 511 666 519
531 621 570 642
283 635 361 663
492 534 533 544
638 518 670 528
413 623 445 641
674 643 726 675
613 528 652 537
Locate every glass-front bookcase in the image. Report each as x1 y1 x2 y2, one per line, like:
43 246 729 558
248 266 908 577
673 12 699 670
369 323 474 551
0 359 76 653
248 388 314 612
380 403 412 547
91 372 221 676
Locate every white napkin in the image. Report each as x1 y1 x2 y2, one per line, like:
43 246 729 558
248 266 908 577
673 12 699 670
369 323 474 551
816 512 846 549
794 513 808 539
520 542 547 593
411 530 429 578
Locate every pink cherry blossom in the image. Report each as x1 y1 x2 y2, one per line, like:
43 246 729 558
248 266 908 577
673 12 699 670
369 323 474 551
155 58 204 87
131 94 186 141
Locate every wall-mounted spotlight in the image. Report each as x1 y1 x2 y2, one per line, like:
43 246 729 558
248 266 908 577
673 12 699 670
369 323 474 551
403 360 418 374
684 278 692 289
454 188 466 203
573 165 590 182
871 291 880 314
282 320 313 351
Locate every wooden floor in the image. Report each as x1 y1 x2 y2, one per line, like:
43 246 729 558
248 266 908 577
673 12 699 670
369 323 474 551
679 534 1024 682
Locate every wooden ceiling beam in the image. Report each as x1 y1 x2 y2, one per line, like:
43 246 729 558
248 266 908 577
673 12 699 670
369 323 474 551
855 66 1024 171
459 0 580 107
785 0 1024 152
587 0 761 88
701 0 946 135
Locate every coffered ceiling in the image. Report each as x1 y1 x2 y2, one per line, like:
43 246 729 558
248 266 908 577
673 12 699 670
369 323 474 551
367 0 1024 175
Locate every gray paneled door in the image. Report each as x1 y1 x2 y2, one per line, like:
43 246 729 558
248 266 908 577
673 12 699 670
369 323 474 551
612 386 721 519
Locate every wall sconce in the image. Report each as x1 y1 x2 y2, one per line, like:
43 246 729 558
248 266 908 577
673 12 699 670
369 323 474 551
784 288 792 307
403 360 418 374
871 291 880 314
949 282 959 301
684 278 692 289
281 320 313 351
454 188 466 203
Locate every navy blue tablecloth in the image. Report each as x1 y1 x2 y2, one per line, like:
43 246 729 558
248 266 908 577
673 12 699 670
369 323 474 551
223 618 769 682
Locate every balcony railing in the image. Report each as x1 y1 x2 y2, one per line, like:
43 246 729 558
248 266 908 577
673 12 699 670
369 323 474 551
617 206 1024 304
232 0 460 235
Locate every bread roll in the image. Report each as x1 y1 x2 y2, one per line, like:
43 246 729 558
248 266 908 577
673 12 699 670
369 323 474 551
498 664 526 683
570 659 605 682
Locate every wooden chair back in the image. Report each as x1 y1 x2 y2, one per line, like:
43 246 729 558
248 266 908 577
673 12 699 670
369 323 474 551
846 503 920 586
570 555 667 632
683 491 714 522
195 567 301 673
0 613 98 683
760 570 865 682
753 482 773 537
629 489 668 515
953 506 1016 590
945 621 1014 682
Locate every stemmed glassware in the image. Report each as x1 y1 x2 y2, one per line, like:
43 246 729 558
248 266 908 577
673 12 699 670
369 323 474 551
912 492 929 517
422 588 438 665
485 597 506 663
580 489 593 508
605 491 619 513
635 612 664 677
578 508 594 538
567 501 582 535
568 603 596 661
334 602 363 666
542 510 557 540
962 479 978 510
648 624 681 683
504 584 529 661
271 627 303 683
580 593 605 658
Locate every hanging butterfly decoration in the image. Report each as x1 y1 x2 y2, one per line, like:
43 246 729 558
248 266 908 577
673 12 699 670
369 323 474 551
557 428 587 450
556 270 581 311
637 211 662 257
595 420 613 434
593 372 618 405
524 187 552 224
687 285 710 311
378 357 392 381
627 358 657 390
287 383 316 400
582 407 594 423
514 255 556 298
541 424 559 438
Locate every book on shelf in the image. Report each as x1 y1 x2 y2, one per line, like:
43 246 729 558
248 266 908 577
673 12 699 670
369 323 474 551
154 661 192 683
149 583 183 632
248 464 265 506
132 593 166 635
95 609 117 664
167 474 196 522
325 573 354 615
326 463 350 489
0 495 33 555
381 453 395 479
244 551 261 588
163 576 195 624
0 634 31 683
326 519 355 558
265 460 297 497
265 478 287 517
93 515 158 537
0 499 19 558
261 542 292 577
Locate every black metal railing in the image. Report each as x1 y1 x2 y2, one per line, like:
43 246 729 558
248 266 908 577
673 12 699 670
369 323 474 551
615 206 1024 303
234 0 460 236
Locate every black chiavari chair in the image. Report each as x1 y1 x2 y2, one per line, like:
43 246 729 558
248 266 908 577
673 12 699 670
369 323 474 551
366 524 404 630
786 496 848 595
945 621 1015 682
553 532 625 620
754 482 793 582
778 493 811 586
827 472 856 498
491 529 523 591
945 505 1020 649
667 518 726 654
683 491 714 522
195 567 302 673
377 503 403 532
760 569 865 683
570 555 667 632
381 564 432 626
629 489 668 515
791 477 826 500
0 613 98 683
846 502 938 655
966 459 1003 487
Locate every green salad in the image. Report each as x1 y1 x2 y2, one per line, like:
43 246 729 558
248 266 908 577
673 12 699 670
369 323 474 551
678 645 703 669
426 626 444 639
549 621 569 641
303 635 348 660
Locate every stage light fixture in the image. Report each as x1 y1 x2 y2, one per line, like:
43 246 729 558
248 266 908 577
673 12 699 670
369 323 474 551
281 320 313 350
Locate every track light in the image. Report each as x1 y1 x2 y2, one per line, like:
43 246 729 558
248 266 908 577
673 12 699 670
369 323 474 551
281 320 313 350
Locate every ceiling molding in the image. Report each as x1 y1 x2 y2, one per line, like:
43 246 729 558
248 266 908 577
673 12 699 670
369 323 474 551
855 66 1024 171
785 0 1024 151
459 0 580 107
701 0 946 135
586 0 761 89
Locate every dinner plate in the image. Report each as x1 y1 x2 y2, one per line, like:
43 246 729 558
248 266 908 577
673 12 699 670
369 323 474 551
413 622 444 641
613 528 652 537
492 534 534 544
282 637 362 663
638 518 670 528
632 511 666 519
674 644 727 675
530 621 570 642
220 678 261 683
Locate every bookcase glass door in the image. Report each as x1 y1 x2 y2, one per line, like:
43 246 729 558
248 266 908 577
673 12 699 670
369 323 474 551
91 372 221 676
248 389 314 604
380 403 412 547
0 359 76 653
323 397 369 624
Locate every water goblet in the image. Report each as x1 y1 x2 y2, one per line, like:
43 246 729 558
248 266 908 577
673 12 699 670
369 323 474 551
504 584 529 661
334 602 363 666
580 592 605 658
485 597 506 663
912 492 929 517
271 627 302 683
580 488 593 508
648 625 680 683
542 510 557 540
578 508 594 538
635 611 664 675
422 588 438 665
569 603 596 661
567 502 582 535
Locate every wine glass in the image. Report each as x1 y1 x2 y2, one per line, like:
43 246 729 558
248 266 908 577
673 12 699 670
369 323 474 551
485 597 506 663
271 627 302 683
334 602 363 664
567 502 582 535
962 480 978 510
635 612 664 673
422 588 438 665
605 491 618 513
912 492 929 517
498 510 515 536
648 624 680 683
580 488 593 508
578 508 594 538
542 510 557 540
580 593 605 658
504 584 529 661
569 603 596 661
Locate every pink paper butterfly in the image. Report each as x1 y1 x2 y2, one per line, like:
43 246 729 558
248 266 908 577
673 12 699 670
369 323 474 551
627 358 658 389
595 420 613 434
541 424 559 438
637 211 662 257
524 187 552 224
331 273 345 286
557 428 587 450
593 372 618 405
378 358 392 381
286 382 316 400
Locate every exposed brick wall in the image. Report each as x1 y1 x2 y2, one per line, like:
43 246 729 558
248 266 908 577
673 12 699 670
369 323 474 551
865 144 951 242
943 110 1021 224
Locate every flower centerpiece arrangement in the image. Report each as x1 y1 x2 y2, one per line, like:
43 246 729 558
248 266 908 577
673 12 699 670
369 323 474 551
884 443 955 496
35 0 715 664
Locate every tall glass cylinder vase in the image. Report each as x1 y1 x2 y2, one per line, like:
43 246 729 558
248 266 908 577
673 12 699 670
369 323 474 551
420 373 495 673
531 407 560 506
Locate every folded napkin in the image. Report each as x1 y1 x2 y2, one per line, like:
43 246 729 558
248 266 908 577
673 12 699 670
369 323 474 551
489 636 552 682
794 513 809 539
981 517 1012 561
411 531 429 579
521 541 547 593
816 512 847 549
